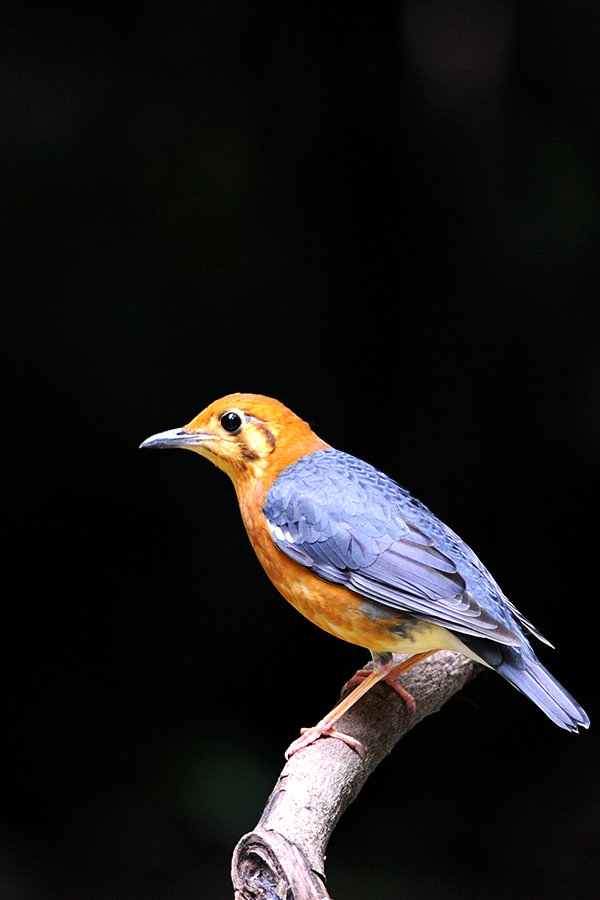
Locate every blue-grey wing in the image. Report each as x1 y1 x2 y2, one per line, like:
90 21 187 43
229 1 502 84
264 449 531 647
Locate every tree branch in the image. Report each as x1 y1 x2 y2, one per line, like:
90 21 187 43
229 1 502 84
231 651 481 899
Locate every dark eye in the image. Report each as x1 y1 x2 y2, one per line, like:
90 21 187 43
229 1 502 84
220 411 242 434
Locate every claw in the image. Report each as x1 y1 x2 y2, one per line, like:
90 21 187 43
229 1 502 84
285 724 365 759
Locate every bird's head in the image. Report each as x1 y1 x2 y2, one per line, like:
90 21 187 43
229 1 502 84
140 392 329 485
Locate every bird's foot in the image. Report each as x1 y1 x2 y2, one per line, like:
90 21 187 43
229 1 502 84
285 652 436 760
340 667 373 695
341 651 437 716
342 667 417 716
285 722 365 759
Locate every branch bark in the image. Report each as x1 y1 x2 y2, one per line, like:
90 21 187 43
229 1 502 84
231 651 481 899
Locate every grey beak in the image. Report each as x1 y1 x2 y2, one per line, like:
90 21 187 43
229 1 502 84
139 427 204 450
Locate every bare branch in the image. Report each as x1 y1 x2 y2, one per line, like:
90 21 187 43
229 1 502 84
232 651 481 899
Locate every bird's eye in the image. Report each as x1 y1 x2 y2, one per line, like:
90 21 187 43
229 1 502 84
220 411 243 434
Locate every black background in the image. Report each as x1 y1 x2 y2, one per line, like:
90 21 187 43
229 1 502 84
4 2 599 897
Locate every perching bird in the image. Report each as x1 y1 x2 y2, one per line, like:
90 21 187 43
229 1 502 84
140 392 589 755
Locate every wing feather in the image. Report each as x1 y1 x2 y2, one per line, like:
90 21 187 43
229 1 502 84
264 449 532 647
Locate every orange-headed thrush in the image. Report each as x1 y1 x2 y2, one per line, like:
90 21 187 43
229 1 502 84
141 393 589 755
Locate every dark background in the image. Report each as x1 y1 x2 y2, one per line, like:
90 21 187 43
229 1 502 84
4 1 599 897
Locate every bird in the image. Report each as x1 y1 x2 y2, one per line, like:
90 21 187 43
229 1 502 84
140 392 589 756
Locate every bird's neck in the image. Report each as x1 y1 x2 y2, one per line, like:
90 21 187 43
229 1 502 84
232 431 330 509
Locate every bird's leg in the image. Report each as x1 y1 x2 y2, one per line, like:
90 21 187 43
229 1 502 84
285 650 437 759
285 666 385 759
341 650 437 716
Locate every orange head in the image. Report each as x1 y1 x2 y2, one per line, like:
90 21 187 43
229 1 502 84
140 392 330 486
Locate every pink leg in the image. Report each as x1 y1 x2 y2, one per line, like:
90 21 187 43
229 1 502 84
285 651 436 759
341 651 437 716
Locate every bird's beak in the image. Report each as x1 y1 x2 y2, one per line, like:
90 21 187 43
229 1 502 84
139 427 209 450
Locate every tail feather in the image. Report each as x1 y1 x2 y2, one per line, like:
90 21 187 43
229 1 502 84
498 655 589 732
461 637 590 732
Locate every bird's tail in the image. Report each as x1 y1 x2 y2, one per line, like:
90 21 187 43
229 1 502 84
497 653 590 732
462 638 590 732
